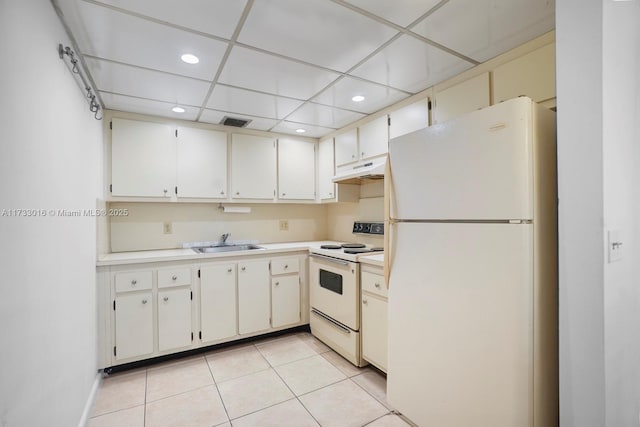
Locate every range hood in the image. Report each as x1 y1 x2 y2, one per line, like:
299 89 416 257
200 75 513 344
332 156 386 184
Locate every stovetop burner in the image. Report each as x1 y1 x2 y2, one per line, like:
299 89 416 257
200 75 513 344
320 244 342 249
341 243 366 249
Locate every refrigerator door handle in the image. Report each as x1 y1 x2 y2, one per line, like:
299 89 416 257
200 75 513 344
384 154 393 287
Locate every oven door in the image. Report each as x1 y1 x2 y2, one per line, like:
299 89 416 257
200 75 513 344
309 253 359 330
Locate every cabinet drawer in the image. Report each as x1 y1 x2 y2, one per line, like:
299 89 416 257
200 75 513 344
158 268 191 288
115 271 152 293
361 271 387 298
271 257 299 275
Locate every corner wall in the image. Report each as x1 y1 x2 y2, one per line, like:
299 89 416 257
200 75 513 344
0 1 103 425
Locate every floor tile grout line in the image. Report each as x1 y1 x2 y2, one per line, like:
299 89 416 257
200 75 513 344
88 403 146 420
270 364 323 426
360 411 397 427
143 368 148 426
203 355 233 425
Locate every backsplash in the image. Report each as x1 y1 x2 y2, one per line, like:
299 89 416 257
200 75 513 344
327 181 385 245
109 202 328 252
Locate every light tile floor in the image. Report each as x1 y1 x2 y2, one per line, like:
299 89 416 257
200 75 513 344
89 332 411 427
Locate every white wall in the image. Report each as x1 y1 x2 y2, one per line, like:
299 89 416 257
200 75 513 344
0 1 103 426
602 1 640 425
557 0 640 425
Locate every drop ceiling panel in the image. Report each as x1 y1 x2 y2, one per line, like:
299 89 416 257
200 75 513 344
350 34 475 93
101 93 200 120
312 76 409 114
85 58 210 106
287 103 366 129
219 46 341 99
206 85 304 120
238 0 398 72
92 0 248 39
343 0 442 27
70 2 226 80
412 0 555 62
271 121 336 138
199 109 278 132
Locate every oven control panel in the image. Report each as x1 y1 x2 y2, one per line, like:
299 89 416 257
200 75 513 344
352 221 384 235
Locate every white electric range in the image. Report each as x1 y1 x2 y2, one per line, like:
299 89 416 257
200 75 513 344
308 222 384 367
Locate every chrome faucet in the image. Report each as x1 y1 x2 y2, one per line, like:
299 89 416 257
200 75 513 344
221 233 230 245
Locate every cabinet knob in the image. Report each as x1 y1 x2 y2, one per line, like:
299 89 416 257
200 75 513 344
284 265 288 269
282 193 286 196
227 268 232 273
163 296 169 302
329 192 333 196
361 152 365 158
220 191 225 195
163 189 168 194
172 275 177 281
351 154 355 158
235 191 240 196
142 299 148 304
241 266 246 271
131 280 137 285
362 298 368 305
275 282 279 286
374 282 381 288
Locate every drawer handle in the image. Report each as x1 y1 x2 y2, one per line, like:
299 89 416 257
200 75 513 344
241 266 246 271
374 283 381 288
163 297 169 302
236 191 240 196
131 280 137 285
227 268 232 273
363 298 368 305
275 281 279 286
284 265 288 269
142 299 148 304
172 275 177 280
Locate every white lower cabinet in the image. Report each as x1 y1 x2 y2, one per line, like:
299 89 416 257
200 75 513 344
200 264 237 343
271 256 301 328
238 260 271 334
360 267 388 372
114 292 154 361
158 288 192 352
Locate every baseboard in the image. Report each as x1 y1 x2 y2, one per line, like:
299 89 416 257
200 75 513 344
77 372 102 427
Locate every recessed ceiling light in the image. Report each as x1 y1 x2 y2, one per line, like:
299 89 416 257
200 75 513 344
352 95 365 102
295 128 306 133
172 106 185 113
180 53 199 64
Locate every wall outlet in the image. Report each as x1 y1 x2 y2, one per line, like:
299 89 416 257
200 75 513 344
163 221 173 234
279 220 289 231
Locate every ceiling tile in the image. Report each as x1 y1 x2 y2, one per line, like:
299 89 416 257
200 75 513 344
287 103 366 129
206 85 303 119
91 0 248 39
199 109 278 132
237 0 398 72
349 34 474 93
218 46 340 100
85 58 211 106
100 92 200 120
271 121 336 138
312 76 409 114
69 2 227 81
343 0 442 27
412 0 555 62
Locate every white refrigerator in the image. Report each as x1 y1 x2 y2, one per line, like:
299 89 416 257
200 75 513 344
386 97 558 427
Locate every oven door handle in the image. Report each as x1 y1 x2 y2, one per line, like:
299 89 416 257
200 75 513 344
311 309 351 334
310 253 350 266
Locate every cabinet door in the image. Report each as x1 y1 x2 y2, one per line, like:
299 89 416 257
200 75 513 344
389 99 429 140
361 294 388 372
271 275 300 328
231 134 276 199
335 129 358 166
278 138 315 200
201 264 237 343
158 288 192 352
237 260 271 334
433 73 490 124
115 292 153 360
177 127 227 199
111 118 175 197
493 44 555 104
359 115 388 160
318 138 335 200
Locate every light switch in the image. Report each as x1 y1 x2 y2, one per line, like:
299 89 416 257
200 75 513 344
608 229 623 263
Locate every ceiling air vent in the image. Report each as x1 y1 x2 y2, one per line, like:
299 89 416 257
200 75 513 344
220 116 251 128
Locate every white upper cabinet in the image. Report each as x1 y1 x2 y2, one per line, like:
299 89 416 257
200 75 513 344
334 129 358 166
176 127 227 199
111 118 176 197
389 99 429 140
358 115 388 160
318 138 335 200
277 138 316 200
433 73 490 124
492 44 555 104
231 134 276 200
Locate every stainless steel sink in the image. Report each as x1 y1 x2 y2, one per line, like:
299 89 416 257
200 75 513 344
192 244 264 254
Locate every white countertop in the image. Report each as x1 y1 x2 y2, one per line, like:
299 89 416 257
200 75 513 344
97 241 341 266
359 253 384 267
